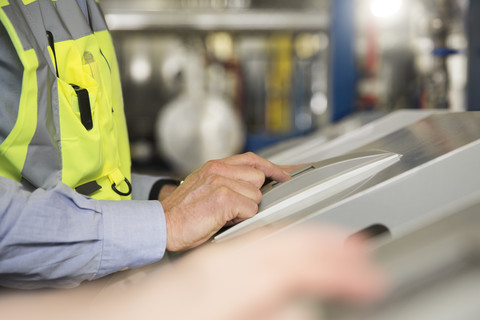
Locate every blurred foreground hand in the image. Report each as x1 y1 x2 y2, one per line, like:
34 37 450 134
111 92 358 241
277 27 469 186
0 226 385 320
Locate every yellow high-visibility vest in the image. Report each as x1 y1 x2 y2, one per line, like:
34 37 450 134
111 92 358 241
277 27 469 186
0 0 132 200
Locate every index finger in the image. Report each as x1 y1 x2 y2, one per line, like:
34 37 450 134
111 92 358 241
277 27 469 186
221 152 291 182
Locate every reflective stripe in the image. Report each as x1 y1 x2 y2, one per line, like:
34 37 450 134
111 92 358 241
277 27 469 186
22 63 62 189
76 0 89 24
3 1 62 188
55 0 94 39
39 0 73 42
1 3 36 51
0 21 23 144
0 8 38 182
86 0 108 33
0 0 132 200
0 49 38 182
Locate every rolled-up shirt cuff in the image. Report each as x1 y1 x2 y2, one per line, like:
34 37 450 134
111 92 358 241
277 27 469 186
95 199 167 279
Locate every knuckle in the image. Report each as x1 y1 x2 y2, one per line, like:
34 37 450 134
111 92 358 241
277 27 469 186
231 202 257 222
245 202 259 218
214 186 232 202
254 173 266 187
204 160 223 174
203 160 214 171
205 174 221 185
255 189 263 203
244 152 257 162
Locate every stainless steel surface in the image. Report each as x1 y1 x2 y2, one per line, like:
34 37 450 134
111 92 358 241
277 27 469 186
323 191 480 320
264 109 439 165
290 111 480 237
104 11 329 31
99 0 327 11
258 110 386 161
217 111 480 241
99 0 330 31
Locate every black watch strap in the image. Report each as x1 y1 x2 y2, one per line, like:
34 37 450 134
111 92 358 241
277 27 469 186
149 179 181 200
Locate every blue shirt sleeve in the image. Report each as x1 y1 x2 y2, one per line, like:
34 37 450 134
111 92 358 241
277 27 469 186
0 177 167 289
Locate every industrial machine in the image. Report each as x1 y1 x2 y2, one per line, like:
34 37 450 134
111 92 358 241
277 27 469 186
216 111 480 242
4 111 476 320
323 189 480 320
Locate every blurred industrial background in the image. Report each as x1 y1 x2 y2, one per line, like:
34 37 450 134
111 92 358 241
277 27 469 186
98 0 476 176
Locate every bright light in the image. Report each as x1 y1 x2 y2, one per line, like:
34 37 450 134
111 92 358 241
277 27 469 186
130 56 152 83
370 0 403 19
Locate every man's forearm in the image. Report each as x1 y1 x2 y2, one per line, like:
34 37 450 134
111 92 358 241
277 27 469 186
0 177 166 289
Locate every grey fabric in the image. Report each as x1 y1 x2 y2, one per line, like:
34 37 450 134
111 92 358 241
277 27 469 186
86 0 109 33
131 173 165 201
5 0 63 189
55 0 93 40
0 22 23 144
76 0 90 24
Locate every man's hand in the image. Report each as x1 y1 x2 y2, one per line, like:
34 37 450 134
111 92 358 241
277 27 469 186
160 152 291 252
157 184 178 202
